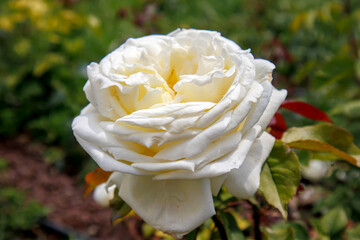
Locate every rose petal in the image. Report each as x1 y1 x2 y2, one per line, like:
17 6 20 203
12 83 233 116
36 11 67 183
174 65 236 103
239 80 273 133
194 82 245 128
154 110 233 160
118 175 215 238
105 172 124 190
210 174 228 196
101 121 201 148
254 59 276 82
72 110 121 147
153 125 262 180
224 132 275 198
225 81 264 132
192 131 243 169
255 88 288 134
86 63 130 119
74 134 146 175
117 102 215 130
132 160 195 172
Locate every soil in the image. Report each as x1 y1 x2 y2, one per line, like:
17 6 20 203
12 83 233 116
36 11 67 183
0 136 143 240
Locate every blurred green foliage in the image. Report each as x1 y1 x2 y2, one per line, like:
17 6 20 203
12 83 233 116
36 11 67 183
0 187 49 239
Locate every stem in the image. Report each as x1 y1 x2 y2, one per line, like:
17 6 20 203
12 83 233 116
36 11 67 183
248 200 261 240
212 215 228 240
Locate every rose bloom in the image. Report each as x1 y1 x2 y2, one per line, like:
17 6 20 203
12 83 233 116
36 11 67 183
72 29 287 238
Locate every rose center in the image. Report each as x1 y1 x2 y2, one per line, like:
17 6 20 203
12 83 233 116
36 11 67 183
166 69 179 91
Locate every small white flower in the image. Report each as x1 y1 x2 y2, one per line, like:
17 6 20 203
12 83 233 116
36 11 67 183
302 160 330 182
73 29 287 238
93 183 115 207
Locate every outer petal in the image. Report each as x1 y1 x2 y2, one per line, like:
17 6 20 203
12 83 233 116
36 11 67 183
254 59 276 83
224 132 275 198
239 80 273 133
74 134 146 175
210 174 228 196
117 101 215 130
72 109 159 165
154 110 233 160
118 175 215 239
106 172 124 189
153 125 262 180
256 88 287 134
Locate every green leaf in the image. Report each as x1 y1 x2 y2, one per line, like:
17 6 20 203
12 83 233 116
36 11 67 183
142 223 156 239
282 123 360 166
262 222 308 240
312 207 348 237
110 188 132 224
282 123 353 151
331 100 360 118
310 218 329 239
286 223 309 240
347 224 360 240
259 140 300 218
294 149 311 166
186 229 198 240
321 207 348 236
219 212 245 240
263 227 296 240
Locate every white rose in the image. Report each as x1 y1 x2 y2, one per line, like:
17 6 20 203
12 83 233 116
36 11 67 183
72 29 287 238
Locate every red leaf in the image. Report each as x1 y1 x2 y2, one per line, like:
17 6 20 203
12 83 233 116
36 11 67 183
268 112 287 139
281 100 332 122
269 112 287 131
270 128 285 139
84 168 112 198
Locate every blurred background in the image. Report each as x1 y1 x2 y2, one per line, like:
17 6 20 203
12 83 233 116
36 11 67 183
0 0 359 239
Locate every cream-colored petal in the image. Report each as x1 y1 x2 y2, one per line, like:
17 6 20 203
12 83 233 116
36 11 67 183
224 132 275 198
86 63 129 119
117 102 215 130
210 174 228 196
130 101 215 119
225 81 264 132
72 110 152 164
192 131 243 169
73 134 146 175
153 125 262 180
104 146 158 163
117 115 174 130
101 121 201 148
195 83 245 128
255 88 287 134
154 110 233 160
118 175 215 238
132 160 195 172
154 81 264 161
239 80 273 133
236 53 256 86
72 111 120 147
105 172 124 190
174 65 236 103
254 59 276 83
